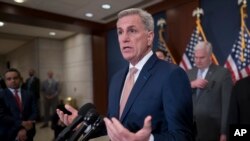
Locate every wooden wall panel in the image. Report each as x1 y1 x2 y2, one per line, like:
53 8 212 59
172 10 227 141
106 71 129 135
166 1 198 63
92 34 108 115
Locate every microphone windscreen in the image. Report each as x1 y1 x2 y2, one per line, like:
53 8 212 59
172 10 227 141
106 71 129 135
78 103 96 116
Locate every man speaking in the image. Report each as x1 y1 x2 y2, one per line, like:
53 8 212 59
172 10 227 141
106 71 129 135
57 8 194 141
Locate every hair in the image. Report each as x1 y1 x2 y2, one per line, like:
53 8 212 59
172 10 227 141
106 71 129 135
194 41 213 55
4 68 21 78
117 8 154 31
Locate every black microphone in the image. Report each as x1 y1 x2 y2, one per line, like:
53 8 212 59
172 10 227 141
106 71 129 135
55 103 95 141
68 108 100 141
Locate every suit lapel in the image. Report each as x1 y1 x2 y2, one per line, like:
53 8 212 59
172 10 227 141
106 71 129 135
113 68 128 118
120 55 156 121
5 89 21 116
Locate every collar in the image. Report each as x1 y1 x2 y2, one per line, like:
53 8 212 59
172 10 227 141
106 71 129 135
129 50 153 71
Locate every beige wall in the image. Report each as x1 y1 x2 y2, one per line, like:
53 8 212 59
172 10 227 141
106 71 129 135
3 33 93 109
4 39 38 79
63 33 93 107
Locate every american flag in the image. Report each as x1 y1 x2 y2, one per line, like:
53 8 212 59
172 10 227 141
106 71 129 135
224 27 250 82
179 28 202 70
156 18 176 63
157 39 175 63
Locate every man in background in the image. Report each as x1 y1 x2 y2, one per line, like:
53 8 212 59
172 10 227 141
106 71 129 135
0 68 37 141
155 48 166 60
228 76 250 125
40 70 59 128
186 41 233 141
25 69 40 121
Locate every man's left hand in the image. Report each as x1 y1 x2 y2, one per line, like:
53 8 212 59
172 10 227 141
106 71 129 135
104 116 152 141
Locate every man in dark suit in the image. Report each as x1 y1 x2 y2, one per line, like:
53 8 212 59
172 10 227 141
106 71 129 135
40 70 59 128
228 76 250 125
0 68 38 141
25 68 40 120
186 41 233 141
57 8 193 141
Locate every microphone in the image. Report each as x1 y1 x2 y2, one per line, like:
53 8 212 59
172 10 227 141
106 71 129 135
55 103 95 141
69 108 104 141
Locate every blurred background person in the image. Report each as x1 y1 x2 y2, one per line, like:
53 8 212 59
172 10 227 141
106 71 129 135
228 76 250 125
0 68 38 141
186 41 233 141
25 69 40 121
40 71 59 128
155 48 167 60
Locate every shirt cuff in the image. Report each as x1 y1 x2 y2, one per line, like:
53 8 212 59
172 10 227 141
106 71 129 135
149 134 154 141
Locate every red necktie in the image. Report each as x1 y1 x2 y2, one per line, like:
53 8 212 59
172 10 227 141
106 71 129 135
14 89 22 112
119 67 138 118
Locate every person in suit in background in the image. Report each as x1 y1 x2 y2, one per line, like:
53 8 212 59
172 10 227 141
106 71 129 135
58 8 193 141
0 68 38 141
0 75 6 89
25 69 40 121
155 48 166 60
186 41 233 141
228 76 250 125
40 70 59 128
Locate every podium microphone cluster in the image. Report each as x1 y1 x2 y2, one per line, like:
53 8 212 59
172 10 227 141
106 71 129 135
55 103 102 141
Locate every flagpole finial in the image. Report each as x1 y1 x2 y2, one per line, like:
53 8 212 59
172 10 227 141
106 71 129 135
238 0 247 6
192 7 204 18
157 18 166 29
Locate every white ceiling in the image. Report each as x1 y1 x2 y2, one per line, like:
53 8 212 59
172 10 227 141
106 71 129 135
0 0 163 55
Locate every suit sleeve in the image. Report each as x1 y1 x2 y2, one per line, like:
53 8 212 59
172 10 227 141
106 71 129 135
220 70 233 134
154 67 194 141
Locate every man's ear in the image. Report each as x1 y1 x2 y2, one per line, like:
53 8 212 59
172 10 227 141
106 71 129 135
147 31 154 46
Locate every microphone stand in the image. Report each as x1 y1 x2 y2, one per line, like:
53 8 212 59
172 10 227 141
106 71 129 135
78 116 103 141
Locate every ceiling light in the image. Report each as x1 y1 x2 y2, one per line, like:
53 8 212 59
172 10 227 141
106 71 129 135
0 21 4 27
85 13 93 18
14 0 26 3
49 32 56 36
102 4 111 9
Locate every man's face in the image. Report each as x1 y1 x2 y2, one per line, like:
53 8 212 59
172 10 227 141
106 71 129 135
117 14 154 65
156 51 165 60
48 71 53 79
5 71 21 89
29 69 34 76
194 49 211 69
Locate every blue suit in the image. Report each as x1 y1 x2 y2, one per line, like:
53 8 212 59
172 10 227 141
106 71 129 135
108 54 194 141
0 89 38 141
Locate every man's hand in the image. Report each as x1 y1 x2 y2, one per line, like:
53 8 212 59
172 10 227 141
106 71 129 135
104 116 152 141
220 134 227 141
56 104 78 126
21 120 34 130
17 128 27 141
191 79 208 89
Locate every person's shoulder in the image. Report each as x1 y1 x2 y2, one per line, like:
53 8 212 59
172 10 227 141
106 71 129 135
236 76 250 85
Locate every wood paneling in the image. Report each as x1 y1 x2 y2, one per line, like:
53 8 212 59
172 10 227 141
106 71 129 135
92 34 108 115
166 1 198 63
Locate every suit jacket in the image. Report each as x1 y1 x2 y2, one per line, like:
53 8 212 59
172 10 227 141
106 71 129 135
228 76 250 125
108 54 194 141
0 88 38 141
187 64 233 141
25 76 40 100
41 78 58 98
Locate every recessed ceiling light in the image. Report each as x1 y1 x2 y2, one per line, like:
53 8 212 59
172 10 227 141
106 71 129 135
85 13 93 18
102 4 111 9
49 32 56 36
14 0 25 3
0 21 4 27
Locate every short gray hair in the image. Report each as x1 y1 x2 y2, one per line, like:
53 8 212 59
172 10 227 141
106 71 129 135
194 41 213 55
117 8 154 31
